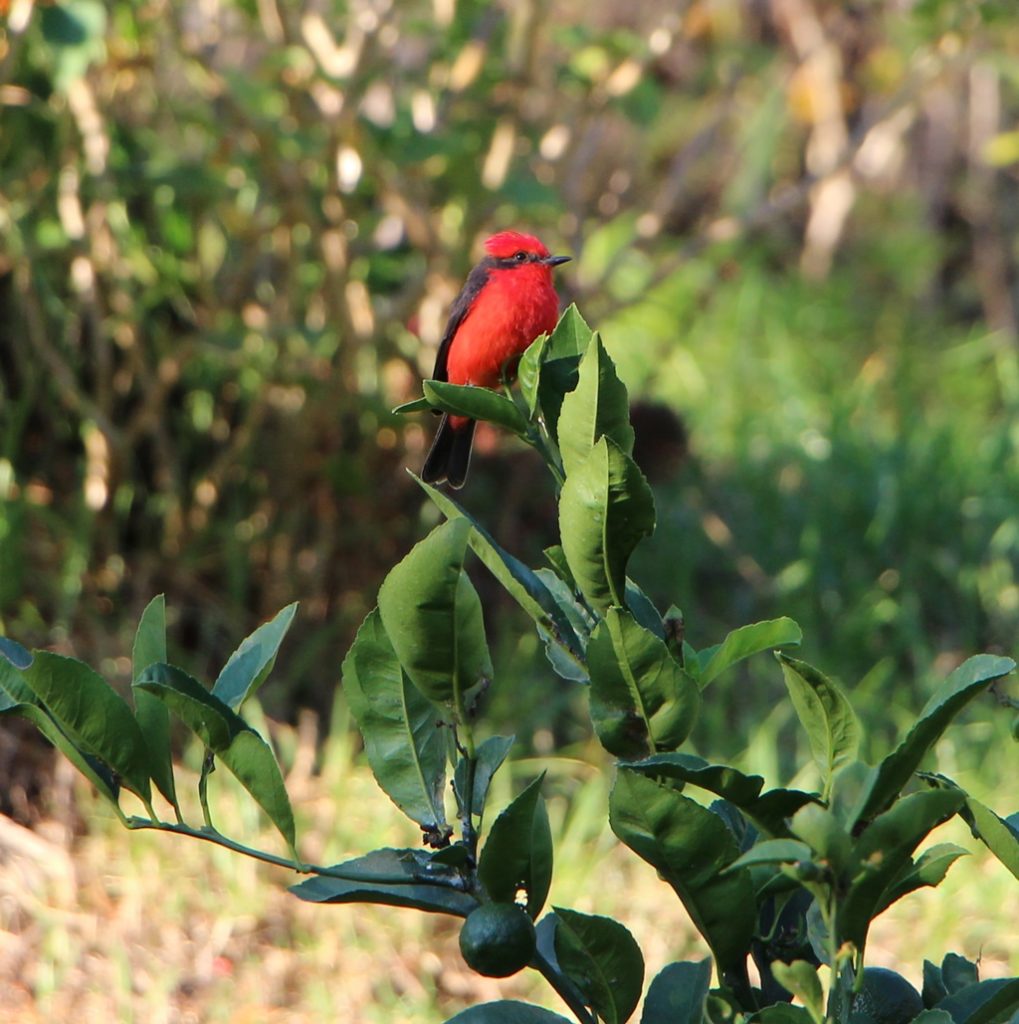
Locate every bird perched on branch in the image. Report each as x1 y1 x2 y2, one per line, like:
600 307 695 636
422 230 570 488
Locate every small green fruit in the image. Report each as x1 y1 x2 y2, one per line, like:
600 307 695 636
853 967 923 1024
459 902 536 978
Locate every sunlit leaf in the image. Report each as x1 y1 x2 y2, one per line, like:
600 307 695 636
478 774 553 919
423 380 528 436
342 610 448 832
213 602 298 711
559 438 655 612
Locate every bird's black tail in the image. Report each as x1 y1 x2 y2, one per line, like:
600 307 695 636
422 415 476 489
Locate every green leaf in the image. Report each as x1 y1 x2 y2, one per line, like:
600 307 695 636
418 477 584 664
534 568 593 682
289 849 478 917
942 953 980 995
587 607 700 758
728 838 813 870
559 438 655 612
131 595 178 812
620 753 764 806
213 602 298 711
641 958 712 1024
937 979 1019 1024
478 774 553 919
547 304 594 359
342 610 448 832
392 396 433 415
747 1007 815 1024
20 651 152 803
518 331 549 416
442 1002 574 1024
842 789 965 954
609 769 756 973
455 734 515 826
778 655 860 789
697 619 802 688
925 961 950 1007
0 658 124 819
137 664 297 855
875 843 969 915
552 907 644 1024
423 380 528 435
0 637 32 670
859 655 1015 820
912 1013 956 1024
770 961 824 1022
558 333 635 478
41 0 107 91
787 804 853 874
959 796 1019 882
377 519 493 705
625 579 665 639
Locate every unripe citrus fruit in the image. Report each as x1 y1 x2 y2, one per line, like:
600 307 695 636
459 902 536 978
854 967 923 1024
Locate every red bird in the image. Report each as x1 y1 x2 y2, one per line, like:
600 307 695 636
422 230 570 488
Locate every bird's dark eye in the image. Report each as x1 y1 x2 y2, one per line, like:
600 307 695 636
513 251 528 261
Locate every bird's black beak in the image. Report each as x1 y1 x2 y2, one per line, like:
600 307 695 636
544 255 572 267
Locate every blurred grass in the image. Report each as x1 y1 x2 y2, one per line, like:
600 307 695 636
1 709 1016 1023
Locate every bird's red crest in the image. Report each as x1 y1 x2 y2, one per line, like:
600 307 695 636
484 230 550 260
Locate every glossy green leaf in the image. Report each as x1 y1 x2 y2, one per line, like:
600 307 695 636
131 595 178 812
518 331 549 416
728 838 813 870
859 655 1015 820
20 651 152 802
625 579 665 639
0 658 124 819
788 803 853 874
377 519 492 705
641 958 712 1024
552 907 644 1024
620 753 764 806
778 654 860 788
443 1002 574 1024
418 477 584 663
875 843 969 915
455 734 515 825
937 979 1019 1024
534 568 593 682
587 607 700 758
213 602 298 710
609 769 755 972
697 618 802 688
137 664 296 855
290 848 478 917
423 380 528 435
547 304 594 359
960 795 1019 881
842 788 965 953
558 333 634 478
392 396 433 415
342 610 448 832
478 774 553 919
559 438 655 612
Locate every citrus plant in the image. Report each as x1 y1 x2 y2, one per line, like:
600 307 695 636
2 308 1018 1024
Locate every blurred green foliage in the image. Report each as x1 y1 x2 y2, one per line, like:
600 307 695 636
2 0 1019 766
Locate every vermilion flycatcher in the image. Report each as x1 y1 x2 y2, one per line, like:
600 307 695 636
422 230 570 488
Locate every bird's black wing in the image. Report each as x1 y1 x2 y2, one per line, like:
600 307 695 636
431 259 493 382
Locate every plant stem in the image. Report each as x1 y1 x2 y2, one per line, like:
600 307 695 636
124 818 469 888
